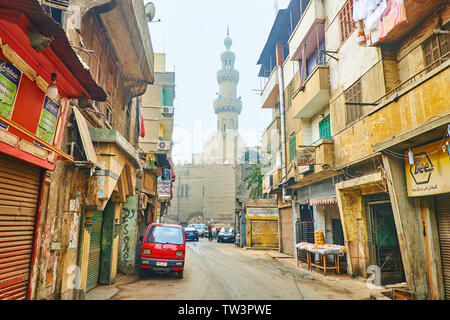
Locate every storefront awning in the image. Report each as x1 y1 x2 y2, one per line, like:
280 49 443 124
0 0 106 101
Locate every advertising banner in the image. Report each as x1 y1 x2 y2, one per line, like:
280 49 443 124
247 207 278 218
35 96 60 147
157 181 171 199
0 62 22 129
405 138 450 197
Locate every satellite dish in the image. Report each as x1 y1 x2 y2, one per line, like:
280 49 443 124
144 2 156 22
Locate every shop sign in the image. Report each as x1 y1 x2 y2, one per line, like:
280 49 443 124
35 96 60 147
0 62 22 129
247 207 278 218
296 147 315 166
405 138 450 197
298 165 314 174
157 181 171 198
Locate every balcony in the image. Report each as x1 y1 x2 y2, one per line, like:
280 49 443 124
292 138 338 188
288 0 325 60
373 0 445 45
292 65 330 119
261 67 279 109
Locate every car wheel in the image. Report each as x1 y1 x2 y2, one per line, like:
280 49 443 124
139 269 146 279
176 271 184 278
218 239 221 243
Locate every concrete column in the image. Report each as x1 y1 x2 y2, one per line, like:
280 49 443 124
292 200 298 261
382 154 430 299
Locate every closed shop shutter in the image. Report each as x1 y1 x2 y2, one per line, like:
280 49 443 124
436 194 450 300
0 154 41 300
280 207 294 256
86 210 103 292
251 220 278 248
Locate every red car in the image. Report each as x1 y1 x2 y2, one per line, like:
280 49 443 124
140 223 185 278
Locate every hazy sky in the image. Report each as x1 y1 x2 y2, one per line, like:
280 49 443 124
145 0 291 164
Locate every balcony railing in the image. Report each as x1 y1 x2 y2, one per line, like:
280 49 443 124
293 138 336 185
292 65 330 119
261 67 279 109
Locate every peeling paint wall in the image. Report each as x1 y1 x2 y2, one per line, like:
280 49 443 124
119 196 139 275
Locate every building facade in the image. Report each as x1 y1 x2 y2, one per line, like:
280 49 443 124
260 0 450 300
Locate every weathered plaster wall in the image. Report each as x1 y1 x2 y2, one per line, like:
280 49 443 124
119 196 139 275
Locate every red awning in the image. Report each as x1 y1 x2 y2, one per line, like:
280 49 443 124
309 196 337 206
0 0 106 101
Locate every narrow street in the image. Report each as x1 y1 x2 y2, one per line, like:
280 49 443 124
88 239 386 300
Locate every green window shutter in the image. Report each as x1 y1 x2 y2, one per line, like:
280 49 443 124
289 136 296 162
319 115 331 139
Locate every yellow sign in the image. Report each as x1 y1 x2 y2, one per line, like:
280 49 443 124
405 138 450 197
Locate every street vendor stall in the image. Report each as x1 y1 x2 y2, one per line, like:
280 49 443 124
296 242 346 276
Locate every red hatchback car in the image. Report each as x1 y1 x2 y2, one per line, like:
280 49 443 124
140 223 185 278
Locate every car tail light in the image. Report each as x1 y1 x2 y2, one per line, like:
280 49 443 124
143 249 151 255
176 250 184 257
194 231 198 234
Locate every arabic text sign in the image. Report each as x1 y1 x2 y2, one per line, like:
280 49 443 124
0 62 22 129
296 147 315 166
405 138 450 197
35 96 60 147
247 207 278 218
157 181 171 198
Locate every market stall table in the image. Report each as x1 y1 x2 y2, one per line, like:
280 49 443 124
296 242 346 276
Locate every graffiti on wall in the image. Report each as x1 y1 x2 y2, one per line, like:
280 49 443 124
121 207 135 264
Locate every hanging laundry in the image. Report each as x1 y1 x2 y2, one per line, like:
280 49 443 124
378 0 407 40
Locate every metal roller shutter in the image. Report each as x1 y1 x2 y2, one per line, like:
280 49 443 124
86 210 103 292
0 154 41 300
436 194 450 300
251 220 278 248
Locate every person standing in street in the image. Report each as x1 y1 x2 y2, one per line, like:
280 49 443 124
208 224 213 241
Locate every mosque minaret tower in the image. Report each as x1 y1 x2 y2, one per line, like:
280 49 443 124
213 28 242 162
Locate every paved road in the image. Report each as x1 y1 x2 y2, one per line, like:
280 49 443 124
108 238 384 300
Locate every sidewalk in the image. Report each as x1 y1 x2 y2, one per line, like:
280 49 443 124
86 273 137 300
260 249 391 300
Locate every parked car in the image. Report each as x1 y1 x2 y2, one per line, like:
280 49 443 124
140 223 185 278
189 223 207 238
217 227 236 243
184 227 199 241
213 227 222 239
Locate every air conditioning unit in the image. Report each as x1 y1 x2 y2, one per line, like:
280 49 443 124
158 140 171 151
161 106 174 116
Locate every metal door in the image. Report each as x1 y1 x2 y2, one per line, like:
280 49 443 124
368 202 404 285
86 210 103 292
436 194 450 299
0 154 41 300
251 220 278 248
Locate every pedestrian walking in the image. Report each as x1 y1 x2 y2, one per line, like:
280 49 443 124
208 224 213 241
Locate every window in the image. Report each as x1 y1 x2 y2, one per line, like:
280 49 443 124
345 79 362 125
339 0 355 42
289 136 296 162
125 100 132 140
105 105 113 126
185 184 189 198
319 115 331 139
144 226 184 245
179 184 184 198
423 32 449 72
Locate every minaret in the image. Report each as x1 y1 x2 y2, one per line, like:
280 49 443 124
213 28 242 162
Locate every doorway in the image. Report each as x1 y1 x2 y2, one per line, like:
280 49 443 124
367 201 405 285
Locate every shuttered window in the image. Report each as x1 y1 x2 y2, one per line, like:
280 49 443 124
0 154 41 300
339 0 355 42
345 79 363 125
289 136 296 162
319 115 331 139
423 31 450 73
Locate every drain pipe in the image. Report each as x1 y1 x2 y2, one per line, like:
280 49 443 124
275 42 288 202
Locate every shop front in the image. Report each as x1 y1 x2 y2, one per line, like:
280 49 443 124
0 1 104 300
373 116 450 300
245 204 278 249
402 136 450 299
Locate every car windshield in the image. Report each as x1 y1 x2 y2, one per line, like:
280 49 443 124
145 226 184 245
221 228 233 233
